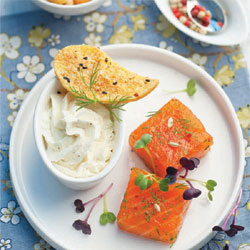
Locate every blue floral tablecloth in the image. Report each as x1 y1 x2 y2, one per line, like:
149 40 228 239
0 0 250 249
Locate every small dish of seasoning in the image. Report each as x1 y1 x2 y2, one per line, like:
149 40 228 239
33 0 104 16
154 0 249 45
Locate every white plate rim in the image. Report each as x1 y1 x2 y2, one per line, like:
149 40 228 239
153 0 249 46
9 44 245 250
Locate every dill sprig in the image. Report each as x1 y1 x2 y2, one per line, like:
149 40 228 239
70 62 131 122
103 95 132 122
146 110 162 117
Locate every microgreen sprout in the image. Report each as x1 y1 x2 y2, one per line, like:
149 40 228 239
134 134 156 173
134 155 217 201
99 194 116 225
71 63 131 122
134 172 170 192
179 157 200 178
212 188 244 238
165 167 178 184
146 110 162 117
163 79 197 97
182 181 202 200
72 183 113 235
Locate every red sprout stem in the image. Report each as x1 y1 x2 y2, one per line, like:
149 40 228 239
180 169 188 178
186 180 193 188
84 183 113 223
83 197 100 207
222 188 242 230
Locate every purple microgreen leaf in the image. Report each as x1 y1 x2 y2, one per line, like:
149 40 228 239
72 220 91 235
193 188 202 198
221 188 242 232
183 187 201 200
166 166 178 176
180 157 197 170
190 157 200 166
165 167 178 184
225 228 238 237
74 199 85 213
223 244 229 250
212 226 223 232
230 224 244 231
73 183 114 234
73 219 85 231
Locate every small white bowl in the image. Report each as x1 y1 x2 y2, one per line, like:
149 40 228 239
33 71 124 190
154 0 249 46
33 0 104 16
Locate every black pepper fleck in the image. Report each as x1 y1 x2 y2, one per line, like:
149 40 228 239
145 79 150 82
63 76 70 83
83 57 88 60
57 91 61 94
113 81 118 85
102 91 107 94
83 66 87 69
79 63 83 67
105 58 108 63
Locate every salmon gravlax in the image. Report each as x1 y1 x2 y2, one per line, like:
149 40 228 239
129 98 213 177
117 168 191 243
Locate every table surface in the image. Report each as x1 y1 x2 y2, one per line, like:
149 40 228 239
0 1 250 250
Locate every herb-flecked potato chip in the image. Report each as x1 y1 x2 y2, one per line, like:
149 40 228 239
54 45 159 104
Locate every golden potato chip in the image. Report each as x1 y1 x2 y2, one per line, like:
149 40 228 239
47 0 67 4
53 45 159 104
74 0 90 4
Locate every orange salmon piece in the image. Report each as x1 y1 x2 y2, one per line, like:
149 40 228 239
117 168 191 243
129 98 213 177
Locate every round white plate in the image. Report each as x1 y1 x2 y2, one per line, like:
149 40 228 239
10 44 244 250
154 0 249 46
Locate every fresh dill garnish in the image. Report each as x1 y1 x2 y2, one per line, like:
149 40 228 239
70 62 131 122
146 110 162 117
103 95 132 122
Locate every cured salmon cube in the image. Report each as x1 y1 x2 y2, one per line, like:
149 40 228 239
117 168 191 243
129 98 213 177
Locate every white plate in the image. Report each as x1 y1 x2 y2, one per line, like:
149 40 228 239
10 44 244 250
154 0 249 46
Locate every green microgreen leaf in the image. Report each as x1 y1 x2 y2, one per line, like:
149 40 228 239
206 179 217 191
186 79 197 96
100 213 109 225
206 184 214 191
107 212 116 223
100 193 116 226
159 178 170 192
139 177 148 190
163 79 197 97
208 191 213 201
134 134 152 149
207 180 217 187
134 174 144 186
146 179 153 189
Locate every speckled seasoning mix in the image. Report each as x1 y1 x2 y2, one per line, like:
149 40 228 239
169 0 211 34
